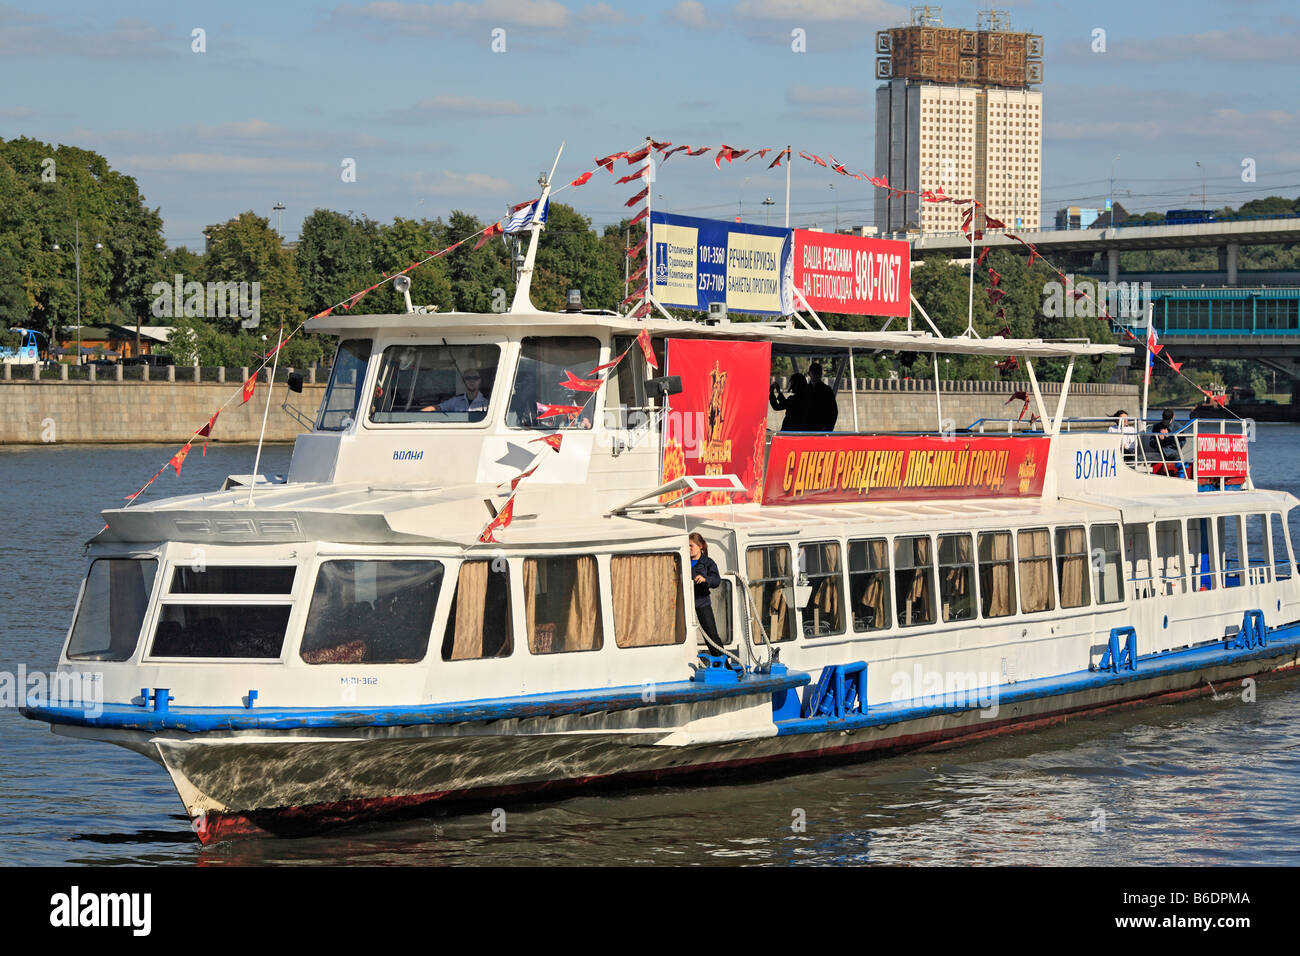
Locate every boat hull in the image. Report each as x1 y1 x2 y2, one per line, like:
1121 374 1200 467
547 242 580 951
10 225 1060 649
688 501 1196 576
57 643 1300 845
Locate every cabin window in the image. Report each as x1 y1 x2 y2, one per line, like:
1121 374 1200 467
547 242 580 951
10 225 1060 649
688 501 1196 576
978 532 1017 618
317 338 371 430
1270 513 1293 581
368 344 500 424
894 536 935 627
524 556 603 653
707 580 735 646
1017 528 1055 613
611 553 687 648
1216 515 1243 588
1055 526 1091 608
1187 518 1215 591
441 561 512 661
605 334 663 429
1123 523 1154 600
1090 524 1124 603
300 561 443 664
67 559 158 662
1155 520 1186 596
507 336 601 430
170 566 296 594
1245 513 1270 585
938 534 975 622
799 542 845 637
848 538 891 632
746 545 795 643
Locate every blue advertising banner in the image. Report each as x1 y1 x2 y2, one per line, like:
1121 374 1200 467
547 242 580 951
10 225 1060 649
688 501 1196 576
650 211 793 316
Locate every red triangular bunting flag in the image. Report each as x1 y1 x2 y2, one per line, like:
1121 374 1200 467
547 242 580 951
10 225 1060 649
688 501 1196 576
661 145 689 163
636 327 659 370
617 167 647 185
478 495 516 543
569 171 594 187
985 215 1005 230
531 433 564 452
242 374 257 404
686 146 710 156
621 283 648 306
626 145 651 163
628 235 647 259
499 466 538 493
988 288 1006 304
629 207 648 226
560 369 603 393
768 148 789 169
1171 361 1183 373
976 247 990 267
474 221 504 250
169 443 192 477
596 152 628 171
650 140 672 151
198 410 220 455
631 301 652 318
536 402 586 419
988 267 1002 286
628 262 647 284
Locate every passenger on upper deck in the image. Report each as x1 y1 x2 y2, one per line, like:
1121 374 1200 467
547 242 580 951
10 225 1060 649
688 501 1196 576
807 362 839 432
770 373 810 431
1108 408 1137 455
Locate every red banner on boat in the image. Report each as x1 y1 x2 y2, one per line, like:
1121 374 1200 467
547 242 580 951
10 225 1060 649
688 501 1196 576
762 435 1050 505
1194 433 1248 478
661 338 771 505
791 231 910 317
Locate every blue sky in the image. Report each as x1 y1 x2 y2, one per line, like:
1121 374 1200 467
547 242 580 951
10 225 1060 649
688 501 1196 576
4 0 1298 247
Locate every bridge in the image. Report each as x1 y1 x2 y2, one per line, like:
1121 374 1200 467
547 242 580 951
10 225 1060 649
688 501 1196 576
912 215 1300 285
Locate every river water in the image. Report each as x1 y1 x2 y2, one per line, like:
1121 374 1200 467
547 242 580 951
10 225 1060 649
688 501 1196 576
2 431 1299 866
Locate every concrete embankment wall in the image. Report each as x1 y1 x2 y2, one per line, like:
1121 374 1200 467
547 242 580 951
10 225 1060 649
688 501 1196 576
0 370 325 444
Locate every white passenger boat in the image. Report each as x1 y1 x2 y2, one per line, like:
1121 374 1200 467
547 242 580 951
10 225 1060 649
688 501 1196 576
22 179 1300 844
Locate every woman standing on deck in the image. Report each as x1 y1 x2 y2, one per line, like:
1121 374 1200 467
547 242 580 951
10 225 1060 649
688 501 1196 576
689 533 723 653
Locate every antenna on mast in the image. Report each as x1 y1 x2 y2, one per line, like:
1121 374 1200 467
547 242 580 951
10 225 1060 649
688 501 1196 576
510 142 564 314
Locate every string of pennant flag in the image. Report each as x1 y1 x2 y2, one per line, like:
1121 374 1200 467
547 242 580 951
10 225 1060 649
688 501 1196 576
114 136 1234 528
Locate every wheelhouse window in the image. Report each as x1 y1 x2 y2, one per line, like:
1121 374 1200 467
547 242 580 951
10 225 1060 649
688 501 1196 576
1055 526 1091 608
317 339 371 431
152 563 297 659
977 532 1017 618
1155 520 1185 596
605 334 664 430
894 536 935 627
1091 524 1123 603
848 538 891 632
799 542 844 638
611 553 687 648
1017 528 1054 613
507 336 601 430
1270 513 1293 581
300 561 443 664
707 580 735 646
1245 513 1270 585
441 560 512 661
524 556 603 653
369 344 499 424
746 545 794 643
938 534 975 622
68 559 158 661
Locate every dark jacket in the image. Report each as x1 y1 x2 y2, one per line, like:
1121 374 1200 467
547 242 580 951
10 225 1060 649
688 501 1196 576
691 555 721 607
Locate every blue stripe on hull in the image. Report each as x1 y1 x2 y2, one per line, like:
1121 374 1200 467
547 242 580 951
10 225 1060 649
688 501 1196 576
20 669 808 734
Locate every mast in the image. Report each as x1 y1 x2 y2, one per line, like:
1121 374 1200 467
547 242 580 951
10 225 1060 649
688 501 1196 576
509 143 564 314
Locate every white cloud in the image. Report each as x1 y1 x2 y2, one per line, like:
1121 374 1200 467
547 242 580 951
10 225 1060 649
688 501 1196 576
667 1 719 29
733 0 905 23
579 3 633 24
334 0 571 32
408 169 513 195
396 94 529 118
786 85 868 122
125 153 330 174
0 106 34 120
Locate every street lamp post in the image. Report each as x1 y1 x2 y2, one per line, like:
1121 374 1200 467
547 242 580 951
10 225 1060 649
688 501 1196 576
762 196 775 226
1195 161 1205 210
1108 154 1120 223
272 201 286 236
53 218 103 365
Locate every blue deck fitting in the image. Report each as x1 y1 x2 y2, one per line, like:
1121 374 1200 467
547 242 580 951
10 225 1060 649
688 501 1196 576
1232 609 1268 650
801 662 868 718
1096 627 1137 673
691 653 743 684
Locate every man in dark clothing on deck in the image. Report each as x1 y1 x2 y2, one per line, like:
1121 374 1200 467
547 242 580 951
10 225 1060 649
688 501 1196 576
807 362 839 432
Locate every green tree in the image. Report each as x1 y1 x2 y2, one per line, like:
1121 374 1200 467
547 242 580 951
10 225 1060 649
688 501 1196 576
203 212 303 334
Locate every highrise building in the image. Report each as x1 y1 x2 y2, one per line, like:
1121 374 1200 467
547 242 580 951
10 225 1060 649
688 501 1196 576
874 7 1043 235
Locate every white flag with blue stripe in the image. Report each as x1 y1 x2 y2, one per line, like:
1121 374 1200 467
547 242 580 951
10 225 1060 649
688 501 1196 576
505 197 549 234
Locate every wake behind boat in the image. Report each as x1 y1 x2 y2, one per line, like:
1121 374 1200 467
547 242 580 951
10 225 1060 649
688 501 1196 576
21 168 1300 844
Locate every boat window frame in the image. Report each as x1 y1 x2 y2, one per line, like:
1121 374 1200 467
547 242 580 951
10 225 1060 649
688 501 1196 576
362 336 507 431
505 334 605 432
798 539 846 639
522 553 606 655
610 551 689 649
937 532 976 623
145 559 302 663
847 536 893 635
1186 517 1217 592
745 543 796 644
1054 525 1092 609
65 556 162 663
1016 526 1056 614
1270 512 1294 582
1089 522 1125 605
977 530 1018 619
440 558 514 662
894 534 937 629
316 337 373 432
1244 512 1271 586
1154 519 1186 597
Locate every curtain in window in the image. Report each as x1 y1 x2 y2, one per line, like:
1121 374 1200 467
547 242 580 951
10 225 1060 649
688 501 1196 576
612 554 685 647
1018 529 1054 612
523 559 549 653
565 556 601 650
812 545 842 617
447 561 489 660
981 532 1015 618
858 540 889 630
1057 527 1088 608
